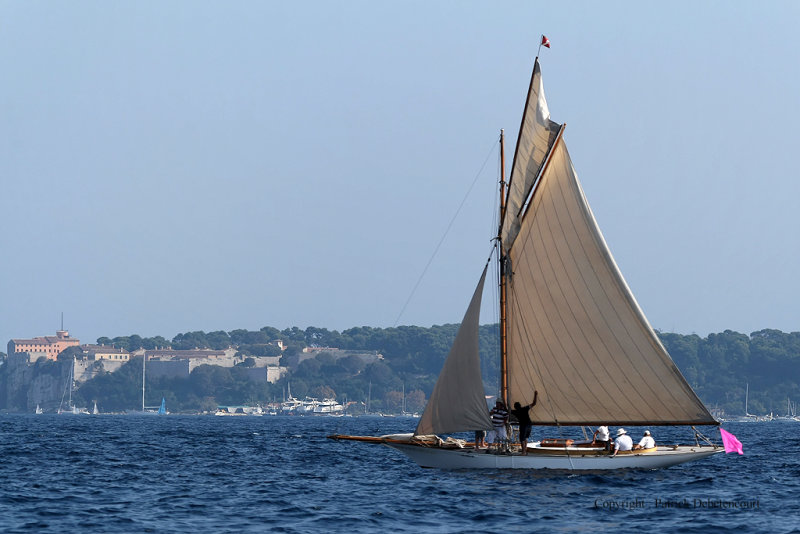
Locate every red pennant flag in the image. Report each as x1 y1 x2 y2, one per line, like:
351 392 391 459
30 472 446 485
541 35 551 48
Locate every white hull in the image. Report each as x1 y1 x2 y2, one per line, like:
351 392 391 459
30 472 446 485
385 442 723 470
312 400 344 415
58 407 89 415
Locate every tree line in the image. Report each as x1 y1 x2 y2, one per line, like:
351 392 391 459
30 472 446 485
2 325 797 415
659 328 800 416
77 324 500 413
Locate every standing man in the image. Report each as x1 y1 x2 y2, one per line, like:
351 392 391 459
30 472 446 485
488 400 509 450
510 391 538 455
593 425 611 452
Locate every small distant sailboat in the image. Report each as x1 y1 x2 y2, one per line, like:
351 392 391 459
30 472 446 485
745 383 755 418
132 355 168 415
35 404 43 415
157 397 168 415
736 383 766 422
92 401 99 415
331 48 729 470
58 356 88 415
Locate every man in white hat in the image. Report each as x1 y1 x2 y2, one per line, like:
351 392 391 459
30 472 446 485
633 430 655 450
611 428 633 456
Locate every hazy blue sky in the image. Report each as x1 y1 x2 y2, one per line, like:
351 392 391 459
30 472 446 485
2 1 799 346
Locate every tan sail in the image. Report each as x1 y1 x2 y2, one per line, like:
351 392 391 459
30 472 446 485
500 59 561 250
414 266 492 436
328 55 724 471
505 139 715 426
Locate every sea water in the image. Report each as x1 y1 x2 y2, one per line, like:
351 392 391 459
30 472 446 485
0 415 797 533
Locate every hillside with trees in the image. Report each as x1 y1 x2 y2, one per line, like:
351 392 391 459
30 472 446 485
76 324 500 414
660 328 800 416
2 325 797 416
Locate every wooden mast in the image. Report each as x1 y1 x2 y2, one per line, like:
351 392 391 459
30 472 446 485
497 57 543 409
498 129 509 407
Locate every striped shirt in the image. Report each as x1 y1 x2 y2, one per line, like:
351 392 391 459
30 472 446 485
490 406 508 428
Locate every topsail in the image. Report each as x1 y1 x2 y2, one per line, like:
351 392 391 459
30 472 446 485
501 59 561 250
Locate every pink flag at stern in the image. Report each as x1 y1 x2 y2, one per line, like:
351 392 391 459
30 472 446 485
720 428 743 455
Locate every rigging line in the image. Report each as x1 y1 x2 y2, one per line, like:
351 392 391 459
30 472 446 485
552 419 576 470
692 426 717 447
392 137 499 327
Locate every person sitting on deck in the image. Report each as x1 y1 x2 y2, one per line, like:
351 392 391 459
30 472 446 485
510 391 538 455
487 400 509 450
633 430 655 450
592 425 611 452
611 428 633 456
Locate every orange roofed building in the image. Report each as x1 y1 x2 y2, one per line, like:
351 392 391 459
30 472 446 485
7 330 80 362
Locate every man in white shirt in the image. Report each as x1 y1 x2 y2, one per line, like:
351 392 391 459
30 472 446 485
612 428 633 456
633 430 655 450
593 425 610 452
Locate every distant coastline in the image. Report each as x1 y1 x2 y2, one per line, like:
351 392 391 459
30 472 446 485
2 325 797 418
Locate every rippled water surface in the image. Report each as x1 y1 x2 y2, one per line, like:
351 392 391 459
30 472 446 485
0 415 797 532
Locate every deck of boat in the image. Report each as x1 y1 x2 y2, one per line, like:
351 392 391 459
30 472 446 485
328 434 722 470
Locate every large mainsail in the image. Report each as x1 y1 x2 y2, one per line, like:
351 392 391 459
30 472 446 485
504 118 716 426
414 266 493 436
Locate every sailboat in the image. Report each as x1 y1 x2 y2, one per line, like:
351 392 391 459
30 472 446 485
133 354 167 414
58 356 88 415
157 397 168 415
330 54 725 470
733 382 763 422
744 383 757 420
